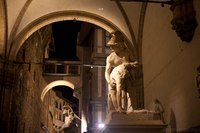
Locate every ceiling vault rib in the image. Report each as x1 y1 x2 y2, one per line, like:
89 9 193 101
138 3 147 63
7 0 33 60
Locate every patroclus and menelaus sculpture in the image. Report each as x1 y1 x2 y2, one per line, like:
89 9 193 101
105 30 139 113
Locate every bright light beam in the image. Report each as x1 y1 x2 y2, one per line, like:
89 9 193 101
98 123 105 129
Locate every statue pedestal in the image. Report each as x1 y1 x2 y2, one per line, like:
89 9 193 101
102 110 167 133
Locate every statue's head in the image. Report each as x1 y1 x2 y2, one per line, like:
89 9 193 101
107 31 124 46
62 105 73 115
107 31 126 52
107 35 118 46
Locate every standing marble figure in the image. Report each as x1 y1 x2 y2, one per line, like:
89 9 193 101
105 31 138 113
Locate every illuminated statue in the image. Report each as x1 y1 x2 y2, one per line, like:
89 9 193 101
105 31 138 113
60 105 77 133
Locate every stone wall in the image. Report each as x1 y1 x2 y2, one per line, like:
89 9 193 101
143 0 200 132
0 25 53 133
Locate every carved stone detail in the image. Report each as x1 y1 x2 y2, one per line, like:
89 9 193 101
170 0 198 42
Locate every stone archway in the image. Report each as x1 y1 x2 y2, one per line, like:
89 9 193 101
9 10 135 61
41 80 75 102
0 0 7 56
12 10 142 132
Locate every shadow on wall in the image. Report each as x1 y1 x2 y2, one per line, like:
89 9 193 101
169 106 200 132
169 109 177 133
196 65 200 98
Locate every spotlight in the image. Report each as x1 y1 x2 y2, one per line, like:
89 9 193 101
98 123 105 129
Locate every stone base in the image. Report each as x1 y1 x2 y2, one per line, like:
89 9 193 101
102 110 167 133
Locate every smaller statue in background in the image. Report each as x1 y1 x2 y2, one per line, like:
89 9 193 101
153 99 165 123
60 105 77 133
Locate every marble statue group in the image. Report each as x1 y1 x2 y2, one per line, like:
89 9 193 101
105 31 138 113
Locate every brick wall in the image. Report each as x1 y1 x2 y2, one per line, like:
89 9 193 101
2 25 54 133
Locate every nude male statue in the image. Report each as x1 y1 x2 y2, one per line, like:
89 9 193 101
105 31 138 113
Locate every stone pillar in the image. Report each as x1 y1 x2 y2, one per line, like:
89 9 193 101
134 64 144 109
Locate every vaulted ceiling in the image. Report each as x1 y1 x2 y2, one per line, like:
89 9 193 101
2 0 146 61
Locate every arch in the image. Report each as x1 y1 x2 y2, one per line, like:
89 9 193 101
41 80 75 102
9 10 135 60
0 0 7 56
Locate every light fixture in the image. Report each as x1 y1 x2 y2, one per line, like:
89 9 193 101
98 8 104 11
98 123 105 129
